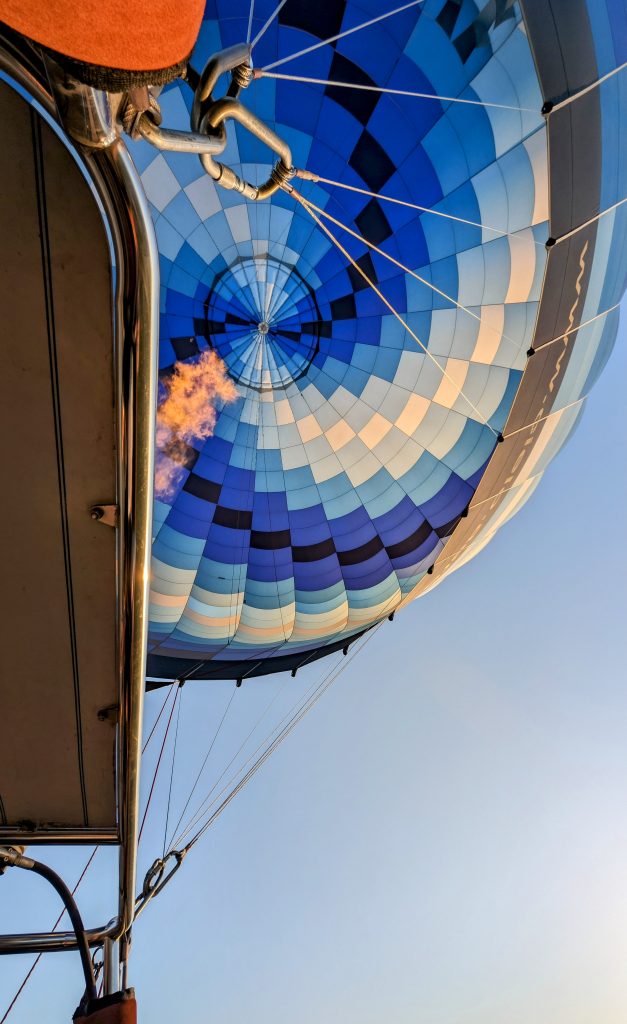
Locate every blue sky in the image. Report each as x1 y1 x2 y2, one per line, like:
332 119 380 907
1 312 626 1023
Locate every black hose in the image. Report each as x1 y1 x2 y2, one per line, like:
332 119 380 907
12 855 97 1003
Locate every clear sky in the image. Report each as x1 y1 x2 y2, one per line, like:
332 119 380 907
1 311 626 1023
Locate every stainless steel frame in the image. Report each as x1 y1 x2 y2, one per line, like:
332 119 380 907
0 32 158 964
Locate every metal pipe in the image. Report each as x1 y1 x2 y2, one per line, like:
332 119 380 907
93 137 158 941
41 51 119 149
103 937 118 995
0 829 118 845
119 935 131 990
0 923 116 954
0 35 158 957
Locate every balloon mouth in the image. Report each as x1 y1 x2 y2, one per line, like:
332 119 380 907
203 252 322 391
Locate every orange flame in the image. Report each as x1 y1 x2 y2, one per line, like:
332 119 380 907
155 350 238 500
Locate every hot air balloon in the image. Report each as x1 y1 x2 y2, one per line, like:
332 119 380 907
134 0 627 684
0 0 625 1020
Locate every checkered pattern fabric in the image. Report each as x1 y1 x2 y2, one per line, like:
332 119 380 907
129 0 625 679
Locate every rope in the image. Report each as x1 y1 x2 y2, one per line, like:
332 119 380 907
250 0 289 51
256 31 627 152
246 0 256 45
0 849 98 1024
141 597 404 907
550 61 627 113
468 478 537 514
162 684 184 857
256 70 539 114
533 303 620 354
291 189 499 435
142 684 176 755
296 190 525 349
167 684 237 848
261 1 425 71
138 686 181 845
182 627 383 853
466 306 612 516
294 169 547 248
553 197 626 247
172 612 399 853
502 397 583 441
170 673 296 850
178 659 346 849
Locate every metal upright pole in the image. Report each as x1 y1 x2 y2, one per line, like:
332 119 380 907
103 937 119 996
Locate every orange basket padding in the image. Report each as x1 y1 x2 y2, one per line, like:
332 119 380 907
0 0 205 73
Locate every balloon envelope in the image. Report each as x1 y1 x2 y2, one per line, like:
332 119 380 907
136 0 626 682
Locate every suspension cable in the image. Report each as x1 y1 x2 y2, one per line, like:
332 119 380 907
140 587 403 908
532 303 620 355
293 184 624 367
169 671 298 850
181 627 383 853
138 685 181 845
174 651 354 851
552 197 626 247
167 684 237 849
549 61 627 113
135 647 351 915
171 603 403 854
162 683 184 857
250 0 289 51
502 397 583 441
261 45 626 115
256 70 540 114
295 190 525 350
246 0 255 45
142 683 176 755
468 478 536 514
291 189 499 435
261 1 425 71
293 169 547 248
